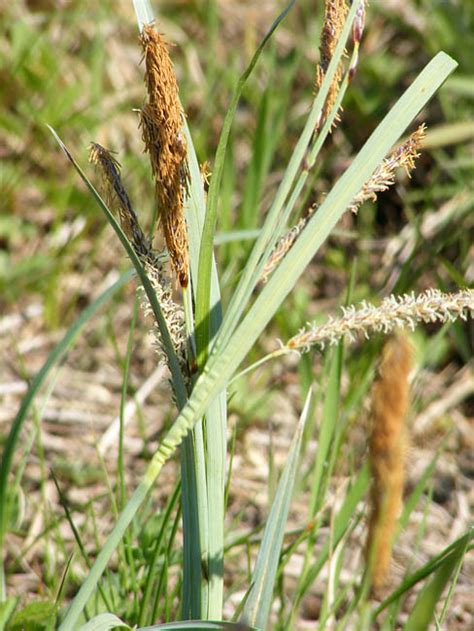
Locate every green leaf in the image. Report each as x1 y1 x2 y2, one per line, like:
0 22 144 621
136 622 259 630
47 127 188 408
78 613 131 631
402 529 471 631
241 389 313 628
0 598 18 629
9 601 58 631
375 528 473 618
216 0 363 350
194 0 297 367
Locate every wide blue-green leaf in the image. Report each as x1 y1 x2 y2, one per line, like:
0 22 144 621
78 613 131 630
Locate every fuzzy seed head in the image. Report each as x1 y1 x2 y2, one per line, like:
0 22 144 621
366 333 412 591
286 288 474 353
89 142 188 386
140 24 189 288
348 124 426 214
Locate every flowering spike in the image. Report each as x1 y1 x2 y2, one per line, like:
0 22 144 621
139 23 189 288
366 333 412 591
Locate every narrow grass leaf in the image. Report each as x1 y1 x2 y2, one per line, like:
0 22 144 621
311 346 343 513
375 528 473 617
184 106 227 619
194 0 296 366
0 270 132 598
217 1 362 350
78 613 131 630
241 389 313 629
47 126 188 407
402 530 471 631
136 622 259 630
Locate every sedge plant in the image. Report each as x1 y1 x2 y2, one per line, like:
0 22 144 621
1 1 472 630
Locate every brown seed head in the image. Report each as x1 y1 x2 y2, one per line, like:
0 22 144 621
89 142 144 246
316 0 349 128
366 333 412 592
140 24 189 288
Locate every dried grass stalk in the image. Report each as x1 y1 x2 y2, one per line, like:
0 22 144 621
139 24 189 288
366 333 412 591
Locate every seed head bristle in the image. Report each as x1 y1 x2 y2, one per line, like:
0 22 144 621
260 206 317 284
262 125 425 283
366 333 412 592
316 0 349 128
140 23 189 288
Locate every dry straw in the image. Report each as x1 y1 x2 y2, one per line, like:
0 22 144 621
89 143 187 379
366 333 412 591
139 24 189 288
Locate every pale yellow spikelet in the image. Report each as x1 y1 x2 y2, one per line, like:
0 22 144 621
349 124 426 214
140 24 189 288
286 288 473 352
366 333 412 592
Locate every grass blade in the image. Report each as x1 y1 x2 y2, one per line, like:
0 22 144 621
0 270 132 600
216 0 363 351
374 528 473 618
241 389 313 628
194 0 296 367
402 529 471 631
47 126 188 408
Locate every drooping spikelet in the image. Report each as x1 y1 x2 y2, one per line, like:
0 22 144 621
366 334 412 592
316 0 349 128
348 124 426 214
286 288 473 352
89 142 147 248
89 143 188 381
139 24 189 288
260 125 425 284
